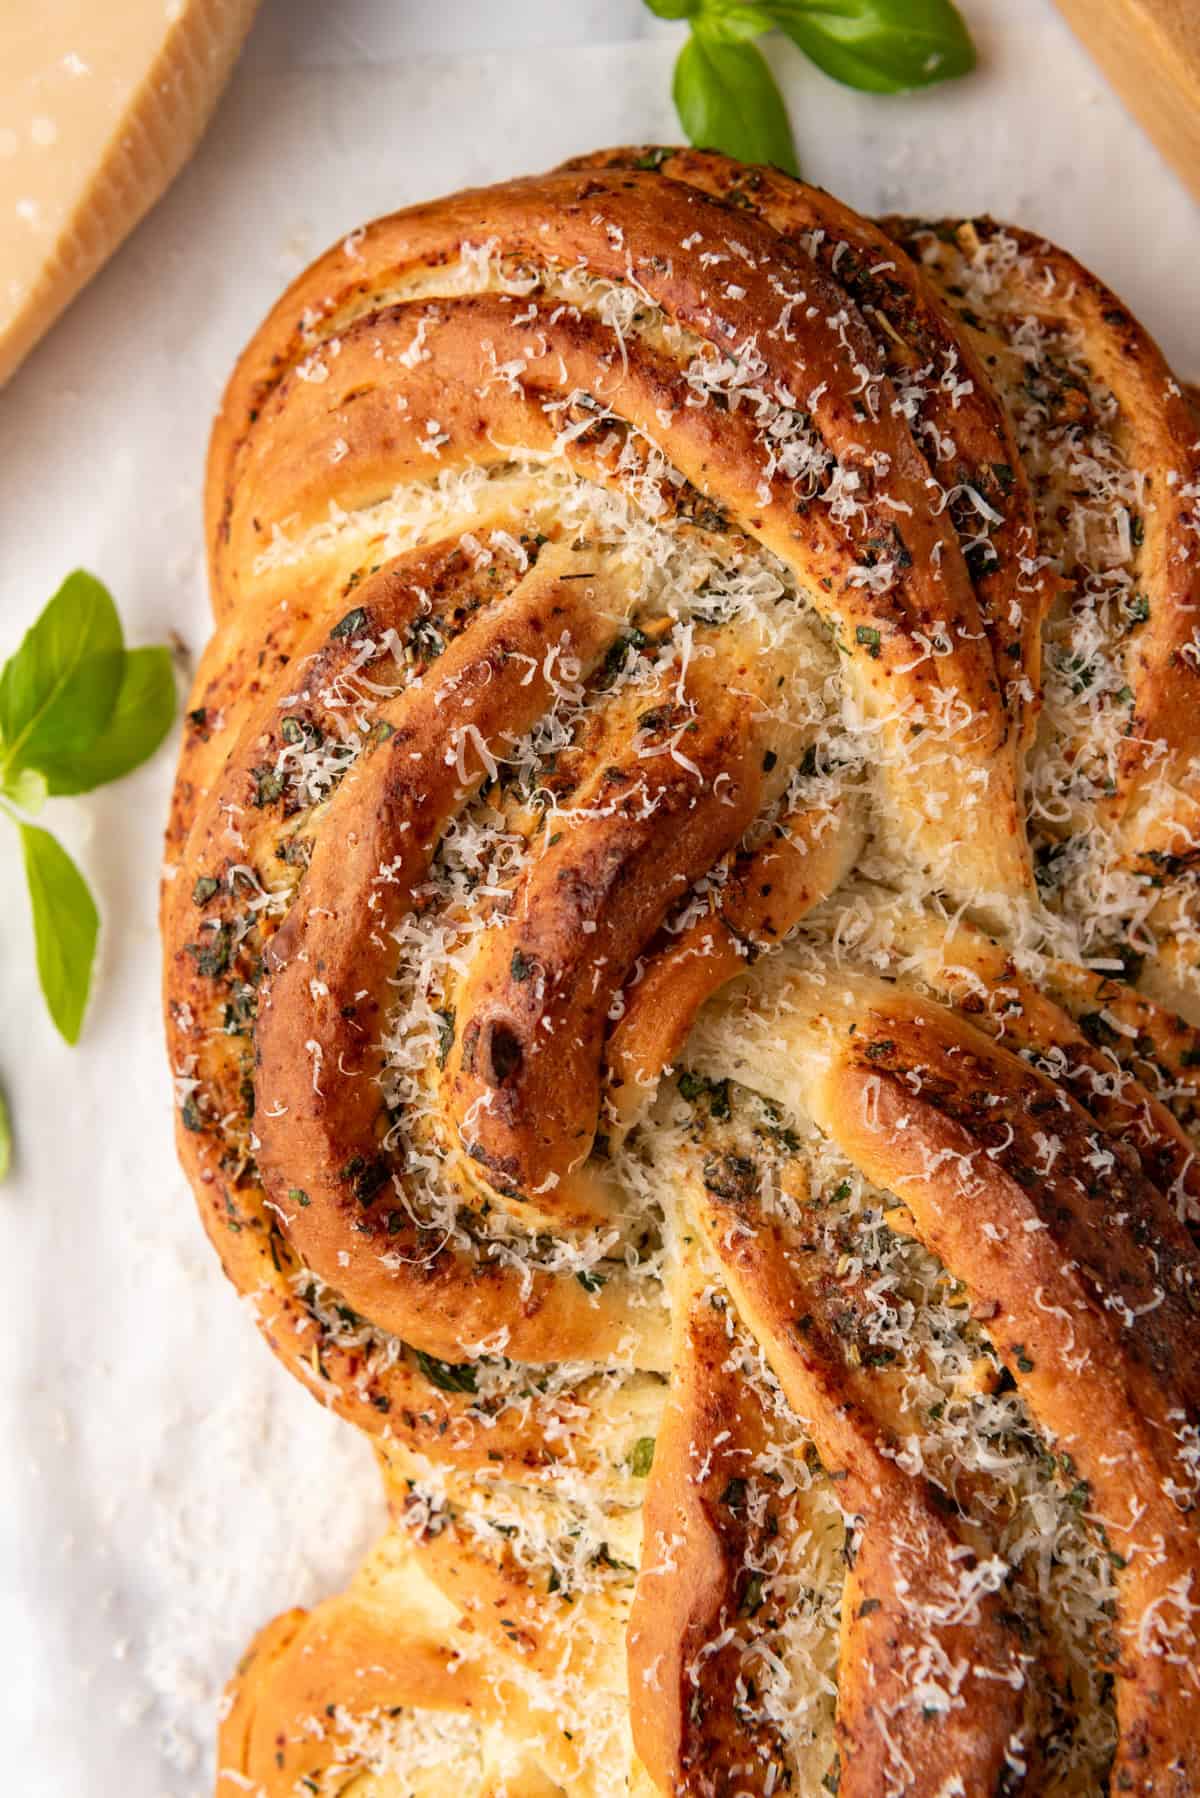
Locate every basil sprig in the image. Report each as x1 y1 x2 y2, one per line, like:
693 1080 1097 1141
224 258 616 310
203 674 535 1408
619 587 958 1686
646 0 976 172
0 571 176 1057
675 27 800 172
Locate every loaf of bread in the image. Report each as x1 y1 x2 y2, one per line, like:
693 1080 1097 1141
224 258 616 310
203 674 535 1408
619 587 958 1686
162 147 1200 1796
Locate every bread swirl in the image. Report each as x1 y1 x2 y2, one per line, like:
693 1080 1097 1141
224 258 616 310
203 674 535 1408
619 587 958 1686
161 148 1200 1796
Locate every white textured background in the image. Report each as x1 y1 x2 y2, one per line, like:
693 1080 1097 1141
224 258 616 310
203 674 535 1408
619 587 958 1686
0 3 1197 1793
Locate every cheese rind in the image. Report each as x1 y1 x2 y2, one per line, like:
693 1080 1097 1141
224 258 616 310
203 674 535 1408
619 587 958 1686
1 0 260 386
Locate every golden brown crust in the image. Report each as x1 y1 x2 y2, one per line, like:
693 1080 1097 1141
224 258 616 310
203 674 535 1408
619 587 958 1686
887 214 1200 1008
168 156 1043 1455
678 1154 1032 1797
215 1536 567 1797
202 168 1031 900
628 1270 832 1795
567 148 1052 759
698 963 1200 1792
605 798 860 1133
888 907 1200 1212
251 540 658 1342
164 148 1200 1796
903 218 1200 820
441 632 774 1215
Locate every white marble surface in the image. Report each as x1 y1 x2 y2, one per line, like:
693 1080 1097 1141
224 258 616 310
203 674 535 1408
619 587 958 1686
0 3 1197 1794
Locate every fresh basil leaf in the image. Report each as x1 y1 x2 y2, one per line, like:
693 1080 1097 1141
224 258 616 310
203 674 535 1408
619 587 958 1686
673 25 799 172
3 766 47 814
689 0 778 40
20 822 99 1045
37 646 177 795
0 1083 10 1182
644 0 697 17
0 570 124 783
764 0 975 93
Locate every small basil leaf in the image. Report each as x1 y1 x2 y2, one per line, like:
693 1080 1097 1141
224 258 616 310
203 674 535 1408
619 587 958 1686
673 25 799 173
765 0 975 93
0 1083 10 1182
0 570 124 781
3 766 47 814
690 0 778 41
645 0 697 17
38 646 177 795
20 822 99 1045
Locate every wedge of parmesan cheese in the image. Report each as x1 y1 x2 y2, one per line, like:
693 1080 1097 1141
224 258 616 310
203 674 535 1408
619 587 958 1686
1 0 260 385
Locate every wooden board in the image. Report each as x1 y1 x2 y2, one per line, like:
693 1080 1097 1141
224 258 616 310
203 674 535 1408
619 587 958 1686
1054 0 1200 202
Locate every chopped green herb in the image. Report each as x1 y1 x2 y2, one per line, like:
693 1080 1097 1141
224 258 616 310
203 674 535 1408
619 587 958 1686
678 1069 731 1118
187 923 233 980
740 1572 765 1616
413 1349 478 1395
330 606 368 640
280 714 323 747
339 1154 390 1206
408 616 444 662
702 1151 758 1202
250 763 284 806
630 1437 656 1478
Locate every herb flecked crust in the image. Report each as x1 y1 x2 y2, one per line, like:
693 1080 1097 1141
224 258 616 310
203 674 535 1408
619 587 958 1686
161 146 1200 1798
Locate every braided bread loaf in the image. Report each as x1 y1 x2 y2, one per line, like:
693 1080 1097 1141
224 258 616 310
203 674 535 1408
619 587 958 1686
162 147 1200 1797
